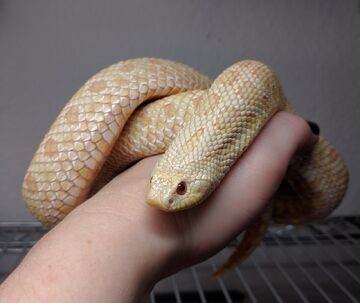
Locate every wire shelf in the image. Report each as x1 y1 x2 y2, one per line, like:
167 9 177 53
1 217 360 302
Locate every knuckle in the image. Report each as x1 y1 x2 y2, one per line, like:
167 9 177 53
276 112 311 145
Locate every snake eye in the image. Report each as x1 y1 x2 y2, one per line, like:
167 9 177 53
176 181 187 195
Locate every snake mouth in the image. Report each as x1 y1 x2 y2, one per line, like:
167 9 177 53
147 198 172 211
147 197 194 212
147 196 183 212
147 190 208 212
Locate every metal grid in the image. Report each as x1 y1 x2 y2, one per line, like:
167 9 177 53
1 217 360 302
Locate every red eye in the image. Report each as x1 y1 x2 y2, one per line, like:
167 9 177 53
176 181 187 195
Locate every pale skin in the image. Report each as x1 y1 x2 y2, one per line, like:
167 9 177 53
0 112 317 303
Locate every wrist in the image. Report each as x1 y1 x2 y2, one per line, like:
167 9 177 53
1 193 167 303
74 180 181 290
60 194 167 302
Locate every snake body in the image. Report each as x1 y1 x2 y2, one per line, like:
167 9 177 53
22 58 349 273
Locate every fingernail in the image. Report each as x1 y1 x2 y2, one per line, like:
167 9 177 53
307 120 320 135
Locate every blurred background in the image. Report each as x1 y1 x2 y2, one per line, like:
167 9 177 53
0 0 359 221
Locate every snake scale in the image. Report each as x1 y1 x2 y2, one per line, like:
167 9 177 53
22 58 349 274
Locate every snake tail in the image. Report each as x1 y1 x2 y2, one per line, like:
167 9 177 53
213 205 272 276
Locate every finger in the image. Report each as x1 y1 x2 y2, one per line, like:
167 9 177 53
187 111 317 252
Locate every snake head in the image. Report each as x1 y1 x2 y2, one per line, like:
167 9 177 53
147 172 211 211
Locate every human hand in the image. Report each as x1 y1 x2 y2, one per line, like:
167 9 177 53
0 112 316 303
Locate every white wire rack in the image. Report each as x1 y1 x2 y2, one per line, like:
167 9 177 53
1 217 360 302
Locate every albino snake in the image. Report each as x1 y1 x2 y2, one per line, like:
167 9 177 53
22 58 349 274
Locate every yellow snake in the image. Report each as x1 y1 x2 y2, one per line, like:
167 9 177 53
22 58 349 274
